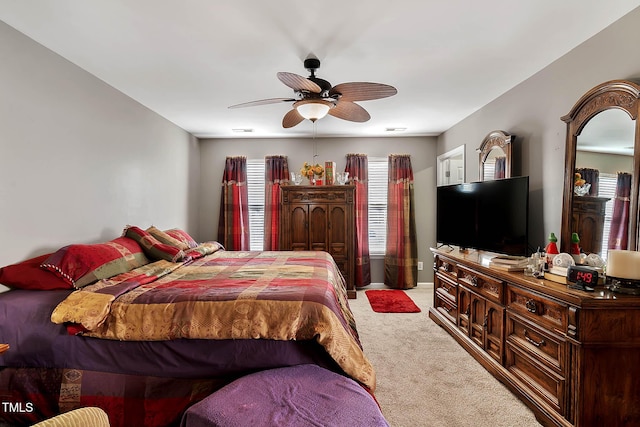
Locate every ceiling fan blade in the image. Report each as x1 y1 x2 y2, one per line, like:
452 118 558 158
328 101 370 122
229 98 296 109
329 82 397 102
277 72 322 93
282 109 305 128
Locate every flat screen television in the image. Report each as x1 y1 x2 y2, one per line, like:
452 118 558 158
436 176 529 256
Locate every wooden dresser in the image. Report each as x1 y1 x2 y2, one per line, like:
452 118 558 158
571 196 609 254
430 247 640 427
280 185 356 298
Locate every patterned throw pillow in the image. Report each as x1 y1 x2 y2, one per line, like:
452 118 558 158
123 225 186 262
164 228 199 249
41 237 150 288
146 226 190 251
0 253 73 290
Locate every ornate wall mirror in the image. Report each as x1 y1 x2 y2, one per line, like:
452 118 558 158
477 130 514 181
560 80 640 255
437 145 465 186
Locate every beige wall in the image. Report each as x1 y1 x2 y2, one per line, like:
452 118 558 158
198 136 437 283
0 21 200 267
437 7 640 252
576 151 633 175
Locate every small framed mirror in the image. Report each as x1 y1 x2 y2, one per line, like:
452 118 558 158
437 145 465 186
477 130 514 181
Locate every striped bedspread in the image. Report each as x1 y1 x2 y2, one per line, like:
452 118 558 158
51 250 375 391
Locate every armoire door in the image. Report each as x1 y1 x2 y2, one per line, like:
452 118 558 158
328 205 348 255
328 204 348 274
308 204 328 252
289 204 309 251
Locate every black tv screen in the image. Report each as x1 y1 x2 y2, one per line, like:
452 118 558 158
436 176 529 256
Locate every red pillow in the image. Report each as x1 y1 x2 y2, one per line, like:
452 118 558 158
0 253 73 290
41 237 150 288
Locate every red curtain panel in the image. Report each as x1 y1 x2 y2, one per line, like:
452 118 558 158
218 156 250 250
494 156 506 179
384 154 418 289
608 171 632 250
345 153 371 288
264 155 289 250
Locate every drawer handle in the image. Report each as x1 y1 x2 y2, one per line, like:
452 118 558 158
524 330 546 348
442 263 451 272
469 276 478 286
443 306 453 313
525 299 537 313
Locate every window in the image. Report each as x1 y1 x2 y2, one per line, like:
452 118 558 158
247 159 265 251
368 157 388 256
249 156 388 255
483 161 496 181
598 173 618 258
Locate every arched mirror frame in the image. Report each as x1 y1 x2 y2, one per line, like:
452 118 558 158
560 79 640 254
477 130 514 181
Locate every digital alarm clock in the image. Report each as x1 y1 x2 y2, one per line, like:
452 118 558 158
567 265 598 292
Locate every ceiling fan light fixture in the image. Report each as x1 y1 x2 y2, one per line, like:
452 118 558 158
294 99 333 122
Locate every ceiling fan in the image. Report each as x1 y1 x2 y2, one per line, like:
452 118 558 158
229 55 397 128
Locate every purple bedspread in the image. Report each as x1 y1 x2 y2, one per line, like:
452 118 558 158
0 289 339 377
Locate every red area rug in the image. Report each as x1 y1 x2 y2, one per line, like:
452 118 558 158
364 290 421 313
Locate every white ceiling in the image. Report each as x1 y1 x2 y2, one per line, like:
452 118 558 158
2 1 640 139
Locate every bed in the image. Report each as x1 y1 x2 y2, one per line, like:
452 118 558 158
0 226 374 426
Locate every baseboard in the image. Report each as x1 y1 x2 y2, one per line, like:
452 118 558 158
366 282 433 288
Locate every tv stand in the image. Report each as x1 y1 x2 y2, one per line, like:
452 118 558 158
429 247 640 427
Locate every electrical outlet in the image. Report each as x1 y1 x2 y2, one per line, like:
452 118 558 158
417 261 424 271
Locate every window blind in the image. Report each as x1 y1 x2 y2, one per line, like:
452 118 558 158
368 157 388 256
483 162 496 181
247 159 265 251
598 173 617 258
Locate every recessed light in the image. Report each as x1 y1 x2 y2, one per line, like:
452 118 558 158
385 127 406 132
232 128 254 133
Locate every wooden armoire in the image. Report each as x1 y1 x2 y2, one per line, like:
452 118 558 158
571 196 610 254
280 185 356 298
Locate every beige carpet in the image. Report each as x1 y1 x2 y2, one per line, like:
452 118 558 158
350 284 542 427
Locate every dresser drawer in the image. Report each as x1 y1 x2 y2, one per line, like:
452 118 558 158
457 265 504 304
434 293 457 325
506 312 566 373
435 272 457 304
506 343 566 415
434 255 458 282
506 285 568 333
